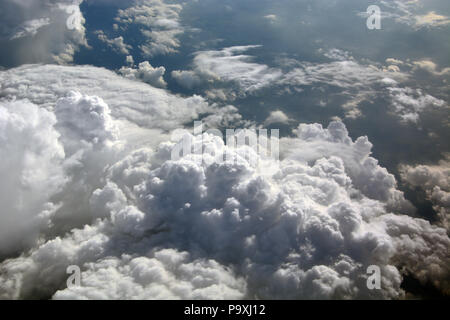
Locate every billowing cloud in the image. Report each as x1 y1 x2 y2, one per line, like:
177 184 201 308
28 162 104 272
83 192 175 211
119 61 167 88
0 95 448 298
54 249 247 300
281 121 414 214
0 63 242 257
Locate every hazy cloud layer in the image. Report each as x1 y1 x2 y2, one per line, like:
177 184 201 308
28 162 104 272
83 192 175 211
0 0 87 66
0 64 221 131
115 0 184 57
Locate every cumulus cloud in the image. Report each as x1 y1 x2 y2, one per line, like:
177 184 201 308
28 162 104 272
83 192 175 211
0 62 243 253
282 121 414 214
54 91 120 150
0 98 448 299
54 249 247 300
0 0 87 66
119 61 167 88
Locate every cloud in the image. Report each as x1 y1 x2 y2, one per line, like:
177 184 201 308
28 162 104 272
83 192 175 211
125 55 134 65
204 89 236 102
412 60 450 76
264 110 290 125
0 0 448 301
280 59 406 90
115 0 184 57
9 18 51 40
278 53 410 118
386 58 404 66
400 156 450 229
0 99 66 257
414 11 450 28
0 98 448 299
263 14 277 23
387 87 447 123
177 46 416 119
0 0 87 66
185 46 283 93
171 70 203 89
0 64 221 131
54 249 247 300
282 121 414 214
96 30 132 55
119 61 167 88
379 1 450 29
54 91 120 149
0 63 242 257
322 49 353 61
383 58 450 77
